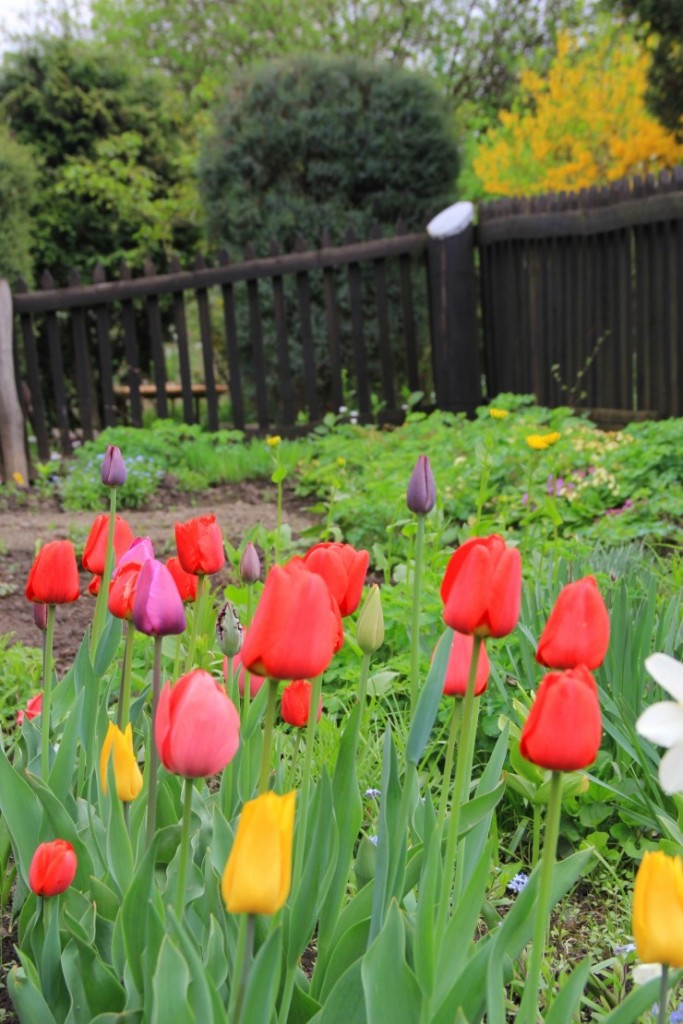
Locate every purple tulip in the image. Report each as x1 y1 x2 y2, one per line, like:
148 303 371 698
132 559 187 636
113 536 155 577
239 543 261 584
101 445 127 488
406 455 436 515
34 603 48 632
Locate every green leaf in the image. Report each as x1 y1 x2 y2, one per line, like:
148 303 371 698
362 901 421 1024
544 958 592 1024
167 908 227 1024
114 839 158 993
310 959 365 1024
406 627 452 766
104 760 135 898
598 968 683 1024
60 935 126 1022
7 958 57 1024
0 742 43 881
288 771 337 964
319 919 371 1003
151 935 194 1024
25 773 94 889
94 613 123 676
369 728 405 943
240 922 283 1024
48 688 84 799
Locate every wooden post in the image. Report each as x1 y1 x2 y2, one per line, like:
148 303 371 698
427 202 481 415
0 279 30 485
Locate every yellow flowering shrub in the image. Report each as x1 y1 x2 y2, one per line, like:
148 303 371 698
473 23 683 197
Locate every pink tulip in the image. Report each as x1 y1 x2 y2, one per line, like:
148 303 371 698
155 669 240 777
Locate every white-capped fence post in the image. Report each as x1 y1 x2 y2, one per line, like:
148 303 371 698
426 202 481 415
0 279 30 485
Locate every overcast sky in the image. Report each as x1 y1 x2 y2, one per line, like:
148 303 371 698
0 0 92 57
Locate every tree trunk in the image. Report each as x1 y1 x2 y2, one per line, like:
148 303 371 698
0 279 30 485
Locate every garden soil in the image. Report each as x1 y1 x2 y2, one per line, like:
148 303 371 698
0 479 316 670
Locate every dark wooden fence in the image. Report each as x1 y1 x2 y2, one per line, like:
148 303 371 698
14 227 477 459
478 166 683 419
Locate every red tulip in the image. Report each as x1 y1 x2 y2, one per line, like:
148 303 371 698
240 560 343 679
25 540 80 604
82 514 134 575
166 556 199 602
88 575 101 597
520 664 602 771
442 631 490 697
536 576 610 670
223 644 267 698
28 839 77 896
175 514 225 575
303 542 370 616
17 692 42 727
155 669 240 778
109 563 142 620
281 679 323 728
132 559 187 636
441 535 521 638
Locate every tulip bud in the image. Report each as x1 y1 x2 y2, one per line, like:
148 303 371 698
101 445 127 487
222 791 296 915
34 603 48 631
17 692 42 727
100 721 143 802
406 455 436 515
281 679 323 728
240 543 261 585
216 601 244 656
28 839 77 897
356 584 384 654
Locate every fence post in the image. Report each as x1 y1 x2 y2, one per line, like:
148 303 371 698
0 279 30 485
427 202 481 415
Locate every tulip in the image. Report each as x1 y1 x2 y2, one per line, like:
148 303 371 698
216 601 244 657
441 534 521 638
100 721 143 801
82 513 134 576
632 850 683 968
166 556 199 603
240 543 261 585
520 664 602 771
17 692 42 727
443 631 490 696
101 445 127 487
28 839 77 897
115 536 155 574
132 559 187 637
356 584 384 654
175 513 225 575
33 604 48 631
25 540 80 604
281 679 322 728
240 560 343 679
222 790 296 915
223 648 266 699
109 562 144 620
536 575 610 670
302 542 369 617
155 669 240 778
406 454 436 514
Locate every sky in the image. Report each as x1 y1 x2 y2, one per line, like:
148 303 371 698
0 0 92 57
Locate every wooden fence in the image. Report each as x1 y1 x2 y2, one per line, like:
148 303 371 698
478 166 683 419
12 226 482 460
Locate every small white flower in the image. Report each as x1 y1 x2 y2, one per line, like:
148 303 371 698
632 962 662 985
636 653 683 794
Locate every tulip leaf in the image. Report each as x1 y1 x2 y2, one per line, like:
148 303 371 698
151 935 194 1024
40 895 68 1014
544 957 592 1024
288 975 322 1024
362 900 421 1024
25 772 94 889
412 814 440 995
436 838 493 987
368 728 405 944
90 1014 144 1023
115 838 159 993
406 627 452 766
319 919 371 1004
0 740 43 881
94 612 123 676
167 907 227 1023
598 969 683 1024
460 727 509 886
48 688 84 802
7 956 57 1024
240 922 283 1024
61 935 126 1022
309 958 366 1024
104 761 135 898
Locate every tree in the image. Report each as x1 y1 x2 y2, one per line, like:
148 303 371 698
0 35 201 283
0 127 38 284
472 22 683 197
610 0 683 137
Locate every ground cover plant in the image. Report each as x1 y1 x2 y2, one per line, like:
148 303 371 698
1 402 683 1021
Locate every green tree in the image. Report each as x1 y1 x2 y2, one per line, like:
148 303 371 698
0 127 38 284
0 34 200 283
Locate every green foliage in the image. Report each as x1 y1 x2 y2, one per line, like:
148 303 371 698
0 125 38 284
0 34 200 283
0 635 42 738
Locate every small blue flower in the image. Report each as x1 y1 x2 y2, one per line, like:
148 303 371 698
368 835 378 847
507 872 529 894
614 942 636 955
364 788 381 799
670 1006 683 1024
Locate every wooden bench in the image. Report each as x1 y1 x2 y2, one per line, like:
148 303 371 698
113 381 229 422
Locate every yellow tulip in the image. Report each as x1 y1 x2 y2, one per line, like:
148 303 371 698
100 722 143 802
222 791 296 915
633 850 683 967
489 408 510 420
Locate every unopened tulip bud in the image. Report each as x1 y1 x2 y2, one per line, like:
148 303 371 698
101 445 127 488
406 455 436 515
34 603 48 631
356 584 384 654
240 543 260 585
216 601 244 656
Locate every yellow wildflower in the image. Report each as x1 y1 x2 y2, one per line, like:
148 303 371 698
266 435 282 448
489 408 510 420
526 432 561 450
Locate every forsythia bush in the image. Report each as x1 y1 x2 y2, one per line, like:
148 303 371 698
473 22 683 197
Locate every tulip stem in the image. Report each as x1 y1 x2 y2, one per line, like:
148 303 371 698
454 694 481 903
91 486 117 659
146 636 163 846
175 778 194 919
230 913 255 1024
531 804 542 870
184 573 206 673
658 964 669 1024
117 622 136 729
518 770 563 1024
357 651 371 745
435 635 482 941
258 678 279 795
436 701 461 833
409 514 426 716
290 674 323 893
40 604 56 782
